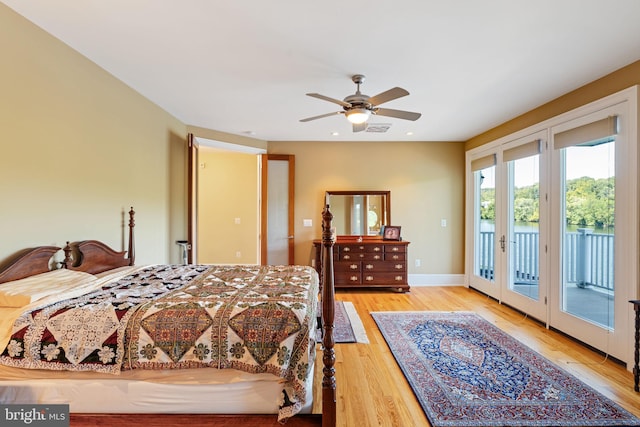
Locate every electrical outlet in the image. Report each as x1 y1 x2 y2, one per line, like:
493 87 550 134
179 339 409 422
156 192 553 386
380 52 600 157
415 259 421 267
235 251 241 258
441 219 447 227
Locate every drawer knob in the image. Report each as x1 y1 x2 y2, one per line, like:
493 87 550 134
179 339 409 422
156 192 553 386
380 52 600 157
365 276 374 281
392 255 399 260
350 276 358 281
391 247 399 252
394 276 403 281
373 255 381 260
365 264 374 270
343 255 351 260
373 247 381 252
395 264 403 270
349 264 358 270
343 247 351 252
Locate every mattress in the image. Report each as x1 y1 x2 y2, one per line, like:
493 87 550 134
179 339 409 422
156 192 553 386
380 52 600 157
0 264 318 417
0 358 314 414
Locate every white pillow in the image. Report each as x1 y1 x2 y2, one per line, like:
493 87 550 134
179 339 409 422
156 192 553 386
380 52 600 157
0 269 97 308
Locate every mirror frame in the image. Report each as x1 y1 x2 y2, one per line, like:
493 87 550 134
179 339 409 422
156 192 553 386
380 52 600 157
325 190 391 237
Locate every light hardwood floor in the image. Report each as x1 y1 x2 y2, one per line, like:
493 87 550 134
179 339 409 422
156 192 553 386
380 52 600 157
312 286 640 427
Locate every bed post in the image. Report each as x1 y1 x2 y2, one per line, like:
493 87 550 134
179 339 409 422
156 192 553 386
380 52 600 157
321 204 336 427
128 207 135 266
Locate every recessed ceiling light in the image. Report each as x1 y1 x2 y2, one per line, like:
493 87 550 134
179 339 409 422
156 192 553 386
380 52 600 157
331 132 339 136
243 131 256 136
406 131 414 136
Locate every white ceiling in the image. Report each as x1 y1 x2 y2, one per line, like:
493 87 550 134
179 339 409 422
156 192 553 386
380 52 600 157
4 1 640 142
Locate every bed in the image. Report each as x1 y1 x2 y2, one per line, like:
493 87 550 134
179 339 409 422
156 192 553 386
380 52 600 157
0 207 337 427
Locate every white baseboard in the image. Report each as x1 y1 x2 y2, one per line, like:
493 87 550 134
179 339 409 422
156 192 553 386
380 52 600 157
408 274 465 287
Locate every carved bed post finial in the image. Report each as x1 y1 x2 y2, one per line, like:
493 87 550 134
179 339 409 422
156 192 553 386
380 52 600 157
62 242 72 269
128 207 135 266
321 204 336 427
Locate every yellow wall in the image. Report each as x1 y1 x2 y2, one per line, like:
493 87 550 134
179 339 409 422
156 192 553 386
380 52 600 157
268 141 466 274
4 0 638 279
197 149 259 264
467 60 640 150
0 4 187 264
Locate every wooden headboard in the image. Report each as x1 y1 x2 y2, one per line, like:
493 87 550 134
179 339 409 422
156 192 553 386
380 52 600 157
0 207 136 282
0 246 61 284
63 240 132 274
63 207 136 274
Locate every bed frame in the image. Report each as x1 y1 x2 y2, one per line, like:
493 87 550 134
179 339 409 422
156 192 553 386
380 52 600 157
0 207 337 427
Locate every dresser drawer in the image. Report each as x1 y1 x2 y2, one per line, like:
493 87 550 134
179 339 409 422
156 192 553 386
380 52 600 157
335 271 361 285
384 252 406 261
362 261 406 272
384 244 406 253
362 272 407 285
362 252 384 261
339 244 366 254
334 260 361 272
338 252 367 261
364 244 384 254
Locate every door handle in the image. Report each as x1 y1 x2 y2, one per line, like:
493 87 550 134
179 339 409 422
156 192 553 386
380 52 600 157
499 235 506 252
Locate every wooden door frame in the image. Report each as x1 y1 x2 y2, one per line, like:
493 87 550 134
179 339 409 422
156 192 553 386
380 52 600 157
260 154 295 265
187 133 197 263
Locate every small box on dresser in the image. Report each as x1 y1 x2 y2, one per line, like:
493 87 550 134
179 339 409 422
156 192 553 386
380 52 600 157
313 237 410 292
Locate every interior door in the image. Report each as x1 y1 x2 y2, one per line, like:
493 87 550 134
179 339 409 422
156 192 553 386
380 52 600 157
261 154 295 265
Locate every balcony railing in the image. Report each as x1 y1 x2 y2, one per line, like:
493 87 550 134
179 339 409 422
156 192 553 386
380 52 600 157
478 229 614 291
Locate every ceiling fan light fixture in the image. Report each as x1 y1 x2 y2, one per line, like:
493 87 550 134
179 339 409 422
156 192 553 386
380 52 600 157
346 108 371 124
301 76 420 132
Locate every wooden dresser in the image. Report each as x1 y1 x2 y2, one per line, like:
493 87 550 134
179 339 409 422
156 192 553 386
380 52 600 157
313 237 410 292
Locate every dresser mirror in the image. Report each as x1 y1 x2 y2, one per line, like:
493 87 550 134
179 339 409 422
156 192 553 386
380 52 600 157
325 190 390 236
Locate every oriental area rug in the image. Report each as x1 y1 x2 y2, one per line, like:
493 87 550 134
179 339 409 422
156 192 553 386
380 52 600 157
323 301 369 344
371 311 640 427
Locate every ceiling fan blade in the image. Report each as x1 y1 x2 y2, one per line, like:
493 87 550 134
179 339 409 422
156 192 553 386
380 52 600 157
299 111 342 122
374 107 421 121
352 122 367 133
306 93 351 108
368 87 409 106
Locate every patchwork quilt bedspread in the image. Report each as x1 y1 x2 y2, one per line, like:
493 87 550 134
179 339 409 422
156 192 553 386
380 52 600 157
0 264 319 419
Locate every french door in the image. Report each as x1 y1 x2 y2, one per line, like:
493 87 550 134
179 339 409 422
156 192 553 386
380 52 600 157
500 131 547 321
469 152 500 299
468 131 547 322
468 90 637 363
549 104 632 360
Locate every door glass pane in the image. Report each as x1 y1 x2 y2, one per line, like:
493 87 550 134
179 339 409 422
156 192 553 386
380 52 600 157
474 166 496 281
561 141 615 328
267 160 289 265
509 155 540 299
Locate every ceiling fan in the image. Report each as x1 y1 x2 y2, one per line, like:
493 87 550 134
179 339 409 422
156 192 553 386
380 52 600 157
300 74 421 132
